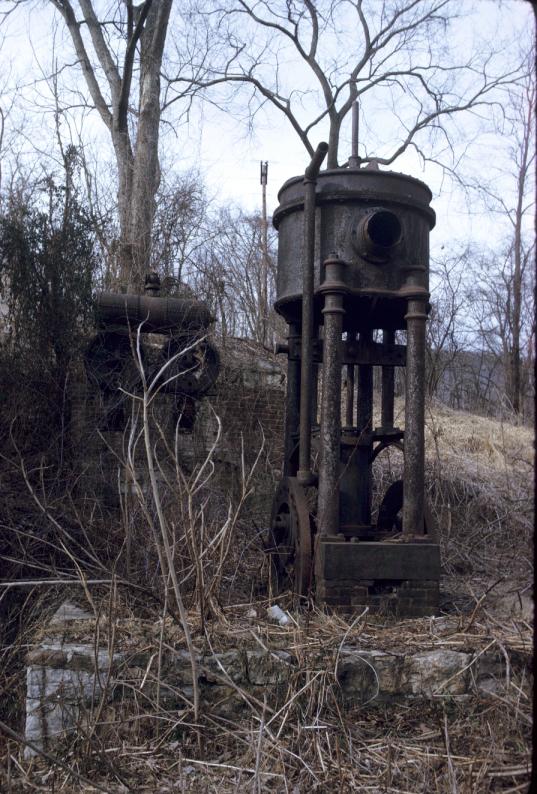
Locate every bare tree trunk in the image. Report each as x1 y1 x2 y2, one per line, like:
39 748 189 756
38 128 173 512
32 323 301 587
511 228 522 414
112 134 134 282
326 116 341 169
509 71 533 415
49 0 172 288
129 0 172 288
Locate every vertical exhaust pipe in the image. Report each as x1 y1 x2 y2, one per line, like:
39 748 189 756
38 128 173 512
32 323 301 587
297 142 329 486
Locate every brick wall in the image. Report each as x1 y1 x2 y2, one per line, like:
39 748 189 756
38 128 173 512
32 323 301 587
70 336 287 528
195 338 286 525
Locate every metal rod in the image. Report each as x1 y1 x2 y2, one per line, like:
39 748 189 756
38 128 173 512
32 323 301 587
403 300 427 535
260 161 269 346
357 331 373 433
311 362 319 425
357 364 373 432
284 323 301 476
355 330 373 525
381 329 395 429
317 255 347 535
345 363 355 426
297 142 329 485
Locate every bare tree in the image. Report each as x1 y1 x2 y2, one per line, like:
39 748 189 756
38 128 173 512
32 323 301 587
469 46 535 416
426 250 467 399
467 242 534 419
150 170 212 282
22 0 174 287
189 207 282 347
168 0 523 170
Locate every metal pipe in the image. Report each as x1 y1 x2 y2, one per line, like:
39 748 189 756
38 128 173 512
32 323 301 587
311 362 319 426
355 330 373 525
96 292 214 332
345 363 355 427
352 210 402 263
297 142 329 486
317 254 348 536
381 329 395 429
284 323 301 476
403 299 427 535
357 331 373 433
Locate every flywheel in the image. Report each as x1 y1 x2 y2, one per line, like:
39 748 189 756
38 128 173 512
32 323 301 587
268 477 314 596
376 479 438 541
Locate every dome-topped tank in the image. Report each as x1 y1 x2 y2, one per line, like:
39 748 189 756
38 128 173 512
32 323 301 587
272 166 436 331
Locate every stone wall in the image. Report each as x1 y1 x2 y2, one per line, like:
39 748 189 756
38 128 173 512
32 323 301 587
25 600 528 756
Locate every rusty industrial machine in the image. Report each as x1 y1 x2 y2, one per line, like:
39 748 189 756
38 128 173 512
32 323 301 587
270 115 440 616
85 274 219 430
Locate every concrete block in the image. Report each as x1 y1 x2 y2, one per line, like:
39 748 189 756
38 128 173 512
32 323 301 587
319 541 441 582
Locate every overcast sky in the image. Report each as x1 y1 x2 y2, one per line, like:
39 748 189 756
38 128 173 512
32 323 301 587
0 0 534 260
176 0 534 255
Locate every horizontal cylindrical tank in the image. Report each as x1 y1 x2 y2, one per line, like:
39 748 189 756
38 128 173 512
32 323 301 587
273 167 435 331
95 292 214 333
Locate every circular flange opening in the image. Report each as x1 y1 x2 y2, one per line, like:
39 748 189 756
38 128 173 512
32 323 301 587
352 208 403 263
366 210 402 248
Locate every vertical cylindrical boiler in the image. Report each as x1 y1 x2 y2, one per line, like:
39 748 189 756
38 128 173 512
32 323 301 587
273 168 435 334
273 165 435 537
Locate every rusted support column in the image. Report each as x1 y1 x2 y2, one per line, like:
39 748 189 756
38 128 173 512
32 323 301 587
357 331 373 433
381 329 395 429
355 329 373 524
345 361 355 427
403 299 427 535
311 363 319 426
317 255 348 536
298 143 329 486
283 323 301 476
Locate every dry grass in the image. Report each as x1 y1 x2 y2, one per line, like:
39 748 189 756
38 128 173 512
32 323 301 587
0 399 533 792
1 595 531 793
429 409 531 469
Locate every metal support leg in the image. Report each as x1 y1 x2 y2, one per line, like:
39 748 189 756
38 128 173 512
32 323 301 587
381 329 395 429
356 330 373 524
357 365 373 434
311 363 319 426
284 323 301 476
345 362 355 427
403 300 427 535
317 255 348 536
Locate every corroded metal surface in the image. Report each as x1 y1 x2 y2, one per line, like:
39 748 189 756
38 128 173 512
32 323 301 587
87 273 218 431
272 153 439 614
283 323 301 477
269 477 313 596
298 143 328 486
402 299 427 535
95 291 213 333
381 329 395 429
273 167 435 330
317 255 347 536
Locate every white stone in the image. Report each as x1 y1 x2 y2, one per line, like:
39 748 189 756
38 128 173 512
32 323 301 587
49 601 93 624
403 650 472 696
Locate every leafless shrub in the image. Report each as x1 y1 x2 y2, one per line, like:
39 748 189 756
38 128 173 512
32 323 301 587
0 338 532 791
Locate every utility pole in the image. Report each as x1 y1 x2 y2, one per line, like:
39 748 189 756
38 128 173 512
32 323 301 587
260 160 269 346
